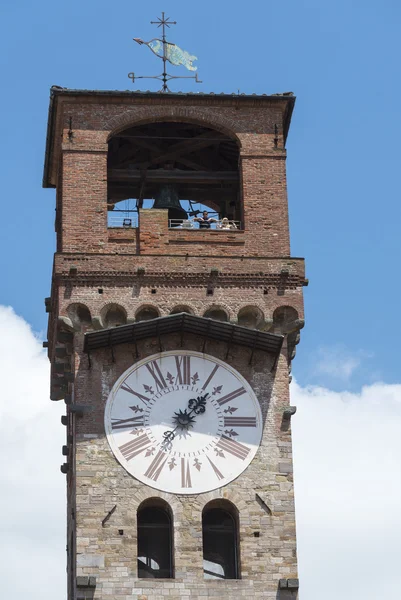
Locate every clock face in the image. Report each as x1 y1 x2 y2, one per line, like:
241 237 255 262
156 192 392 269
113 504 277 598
105 351 263 495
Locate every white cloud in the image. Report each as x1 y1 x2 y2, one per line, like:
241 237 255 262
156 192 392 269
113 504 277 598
0 306 65 599
291 379 401 600
314 345 365 380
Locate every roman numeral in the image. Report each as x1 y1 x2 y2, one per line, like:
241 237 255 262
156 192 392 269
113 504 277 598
216 435 250 461
144 451 168 481
202 364 219 390
120 382 151 405
223 416 257 427
111 415 145 430
146 361 167 392
175 355 191 385
118 433 152 461
216 387 246 406
207 456 224 481
181 458 192 488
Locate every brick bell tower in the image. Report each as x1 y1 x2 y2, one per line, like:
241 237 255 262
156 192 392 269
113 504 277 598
43 86 306 600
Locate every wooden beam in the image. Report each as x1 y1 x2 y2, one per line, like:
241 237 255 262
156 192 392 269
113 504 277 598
108 169 239 184
135 131 228 169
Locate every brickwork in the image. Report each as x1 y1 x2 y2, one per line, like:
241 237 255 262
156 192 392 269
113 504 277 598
46 92 293 258
44 89 303 600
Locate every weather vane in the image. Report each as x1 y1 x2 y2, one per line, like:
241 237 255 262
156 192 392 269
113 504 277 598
128 12 202 92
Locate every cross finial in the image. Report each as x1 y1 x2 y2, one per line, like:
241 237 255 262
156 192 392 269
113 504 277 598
150 12 177 32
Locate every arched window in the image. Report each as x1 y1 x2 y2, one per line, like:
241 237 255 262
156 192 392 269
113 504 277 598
170 305 193 315
203 307 229 322
103 304 127 328
237 305 264 330
107 121 241 228
66 303 92 331
137 503 173 579
202 503 239 580
135 306 160 322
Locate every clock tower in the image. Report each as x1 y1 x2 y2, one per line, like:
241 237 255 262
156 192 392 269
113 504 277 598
43 86 306 599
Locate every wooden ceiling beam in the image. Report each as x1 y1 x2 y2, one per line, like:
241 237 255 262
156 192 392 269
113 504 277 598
135 131 228 169
109 169 239 184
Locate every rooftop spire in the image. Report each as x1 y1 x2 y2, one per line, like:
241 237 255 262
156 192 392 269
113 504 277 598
128 12 202 92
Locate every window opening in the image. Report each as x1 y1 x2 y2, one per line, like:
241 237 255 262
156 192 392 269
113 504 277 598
137 506 173 578
136 306 159 322
204 307 227 321
107 122 242 229
202 507 239 579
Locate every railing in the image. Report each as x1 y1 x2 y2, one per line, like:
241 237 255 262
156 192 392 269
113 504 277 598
107 213 241 231
108 212 138 228
169 219 241 230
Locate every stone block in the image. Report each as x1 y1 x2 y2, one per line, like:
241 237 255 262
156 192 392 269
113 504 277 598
77 553 105 568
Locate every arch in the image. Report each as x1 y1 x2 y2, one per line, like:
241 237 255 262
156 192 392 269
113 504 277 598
106 110 242 147
237 305 265 330
202 499 240 580
272 305 303 334
273 305 299 325
203 306 229 322
107 119 242 225
101 303 127 328
170 305 194 316
66 303 92 331
137 498 173 579
135 304 160 322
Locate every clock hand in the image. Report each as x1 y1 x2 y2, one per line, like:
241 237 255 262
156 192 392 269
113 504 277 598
161 393 209 448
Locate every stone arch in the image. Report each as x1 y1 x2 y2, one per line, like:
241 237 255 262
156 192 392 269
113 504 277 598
100 303 127 328
237 305 265 329
272 305 303 334
106 108 242 147
135 304 161 322
170 305 195 315
203 305 229 322
66 303 92 331
137 496 173 516
197 489 248 514
130 488 184 520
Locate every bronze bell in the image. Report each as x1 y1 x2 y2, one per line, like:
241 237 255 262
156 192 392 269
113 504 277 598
152 185 188 223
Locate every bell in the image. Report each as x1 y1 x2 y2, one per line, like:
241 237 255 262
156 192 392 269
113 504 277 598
152 185 188 223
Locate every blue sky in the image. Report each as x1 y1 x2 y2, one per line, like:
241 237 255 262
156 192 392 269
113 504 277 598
1 1 401 598
2 0 400 389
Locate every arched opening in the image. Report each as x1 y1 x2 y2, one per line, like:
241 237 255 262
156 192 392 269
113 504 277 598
237 305 264 329
203 307 229 322
67 303 92 331
135 305 160 322
103 304 127 328
107 121 241 229
137 501 173 579
272 305 300 334
202 502 239 580
170 305 193 315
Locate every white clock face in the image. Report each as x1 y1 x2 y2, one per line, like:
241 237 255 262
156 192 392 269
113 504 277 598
105 351 262 495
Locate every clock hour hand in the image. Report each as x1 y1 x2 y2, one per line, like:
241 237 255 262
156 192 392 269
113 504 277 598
161 393 210 449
